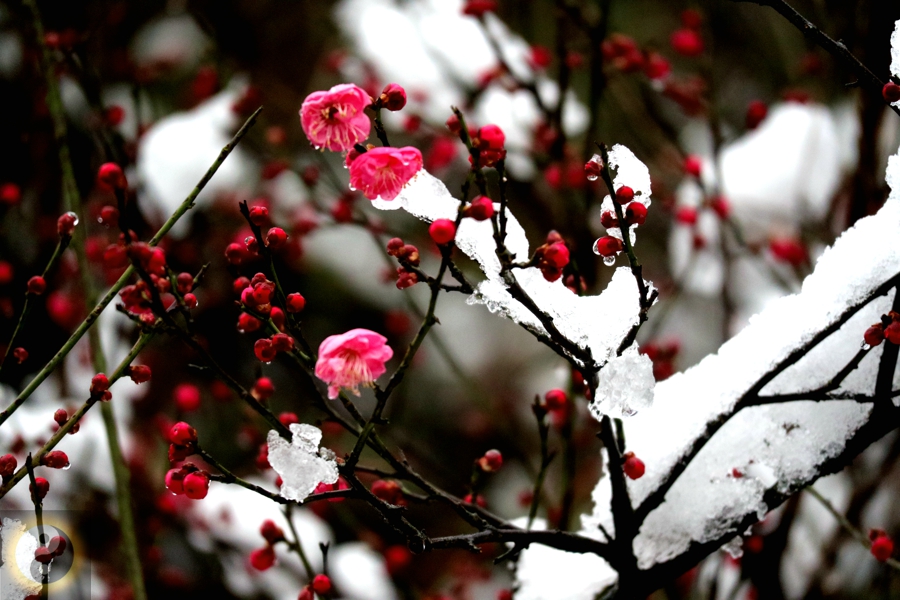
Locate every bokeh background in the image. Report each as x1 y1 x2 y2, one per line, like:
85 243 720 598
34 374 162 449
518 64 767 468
1 0 900 598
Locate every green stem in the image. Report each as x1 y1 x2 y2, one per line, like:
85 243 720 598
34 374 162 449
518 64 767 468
25 453 49 598
0 233 71 374
0 333 152 498
0 108 261 428
285 504 316 580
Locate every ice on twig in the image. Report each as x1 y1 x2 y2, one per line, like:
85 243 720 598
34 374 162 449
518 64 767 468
268 424 339 502
589 344 655 419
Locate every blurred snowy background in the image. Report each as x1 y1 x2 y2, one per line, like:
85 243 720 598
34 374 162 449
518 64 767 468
1 0 900 598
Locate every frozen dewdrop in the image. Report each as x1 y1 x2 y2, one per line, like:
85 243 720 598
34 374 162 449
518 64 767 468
589 346 655 420
267 424 339 502
722 536 744 559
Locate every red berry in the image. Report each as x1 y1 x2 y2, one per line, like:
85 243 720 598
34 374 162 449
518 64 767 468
371 479 404 504
683 155 703 178
477 124 505 150
429 219 457 245
467 195 495 221
250 546 276 571
462 0 497 18
380 83 407 111
0 453 17 478
543 242 570 269
170 421 198 446
710 196 731 219
99 205 119 227
885 322 900 345
675 206 698 225
248 205 269 226
745 100 768 129
445 113 461 134
279 412 297 427
12 347 28 364
41 450 69 469
593 236 623 257
225 243 245 265
286 293 306 313
883 82 900 104
544 389 567 410
769 237 807 266
477 449 503 472
865 324 885 347
26 276 46 295
671 28 704 56
128 364 151 384
260 520 285 544
271 333 294 352
182 471 210 499
266 227 288 250
0 182 21 205
623 453 645 479
615 186 634 204
254 377 276 400
174 383 201 412
57 211 78 236
30 477 49 500
97 162 127 191
311 574 332 594
91 373 110 394
165 469 185 494
871 535 894 562
624 202 648 226
254 338 277 363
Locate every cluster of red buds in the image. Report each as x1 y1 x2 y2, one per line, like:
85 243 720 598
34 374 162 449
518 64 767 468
670 9 704 57
90 373 112 401
869 529 895 562
34 534 67 565
298 575 333 600
126 364 152 384
53 408 79 435
641 340 680 381
168 421 198 463
532 231 571 282
595 185 649 260
386 237 421 290
254 332 295 363
864 312 900 347
240 273 277 317
371 479 405 505
165 462 210 500
249 519 286 571
469 124 506 168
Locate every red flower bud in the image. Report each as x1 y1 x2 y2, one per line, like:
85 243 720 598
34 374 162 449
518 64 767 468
543 242 570 269
41 450 69 469
380 83 407 111
266 227 288 250
27 276 46 295
312 574 332 595
624 202 648 226
250 546 276 571
0 453 17 478
371 479 404 504
745 100 768 129
467 195 495 221
871 534 894 562
260 519 285 544
91 373 110 394
675 206 698 225
683 155 703 178
97 162 127 191
865 324 885 347
883 82 900 104
12 347 28 364
182 471 210 499
248 205 269 226
30 477 49 500
286 293 306 313
254 338 277 363
225 243 246 265
54 408 68 427
477 449 503 472
57 211 78 236
170 422 198 446
165 468 186 494
615 185 634 204
253 377 276 400
623 452 645 479
670 28 704 57
593 236 623 257
429 219 457 245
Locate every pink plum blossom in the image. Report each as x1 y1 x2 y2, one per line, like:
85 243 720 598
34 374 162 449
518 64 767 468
348 146 423 201
315 328 394 399
300 84 372 151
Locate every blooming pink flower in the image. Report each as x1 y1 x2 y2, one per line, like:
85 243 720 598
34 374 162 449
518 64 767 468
315 329 394 399
300 84 372 151
348 146 423 201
